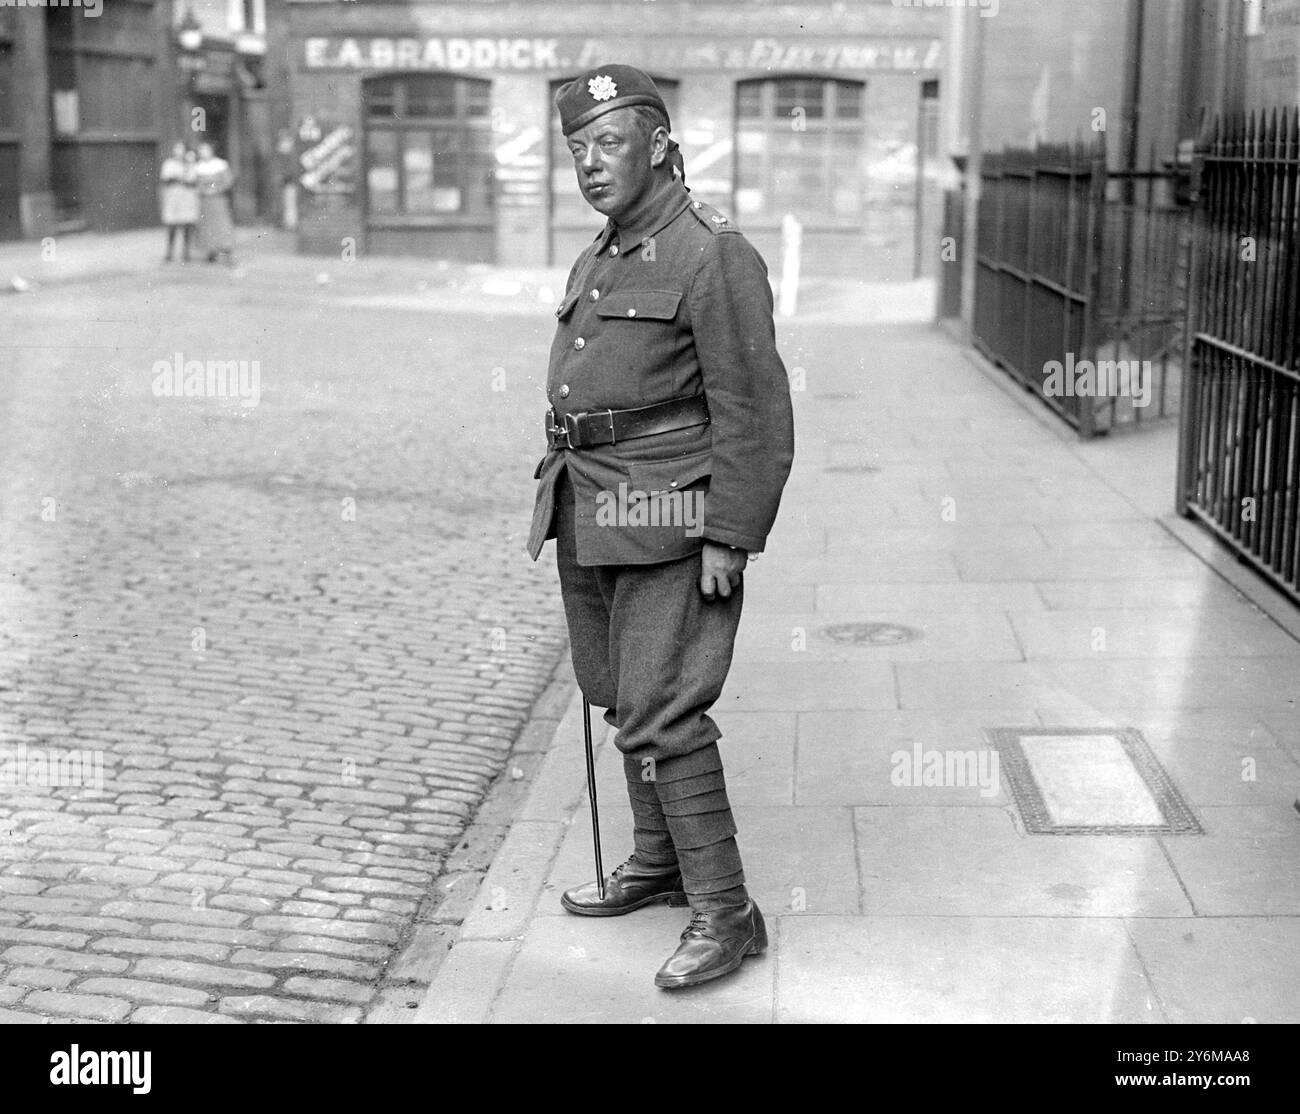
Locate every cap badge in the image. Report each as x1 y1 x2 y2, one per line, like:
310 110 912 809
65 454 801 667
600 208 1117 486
588 75 618 102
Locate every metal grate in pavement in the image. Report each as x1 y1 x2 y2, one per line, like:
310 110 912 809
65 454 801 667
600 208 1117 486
985 726 1204 835
818 621 924 645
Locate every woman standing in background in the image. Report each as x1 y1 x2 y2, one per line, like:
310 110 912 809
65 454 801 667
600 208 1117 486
159 143 199 263
195 143 236 265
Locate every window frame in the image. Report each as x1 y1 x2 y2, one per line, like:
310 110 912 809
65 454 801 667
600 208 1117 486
0 38 15 135
362 73 495 227
732 75 867 229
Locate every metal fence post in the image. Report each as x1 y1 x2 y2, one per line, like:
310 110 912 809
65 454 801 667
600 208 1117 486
1175 117 1209 516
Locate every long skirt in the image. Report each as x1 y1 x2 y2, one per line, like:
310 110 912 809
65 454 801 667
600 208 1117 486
197 193 234 254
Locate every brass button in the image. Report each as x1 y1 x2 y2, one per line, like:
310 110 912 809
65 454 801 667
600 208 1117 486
574 337 586 350
693 201 702 209
559 384 570 398
590 289 599 301
626 308 637 318
669 480 678 488
609 245 619 256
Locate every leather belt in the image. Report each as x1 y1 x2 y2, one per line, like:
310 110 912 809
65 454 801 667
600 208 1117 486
546 394 710 451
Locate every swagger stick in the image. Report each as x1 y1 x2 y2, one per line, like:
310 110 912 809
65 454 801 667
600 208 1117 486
582 697 605 900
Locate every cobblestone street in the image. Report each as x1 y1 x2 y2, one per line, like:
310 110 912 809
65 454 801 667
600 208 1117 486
0 250 569 1022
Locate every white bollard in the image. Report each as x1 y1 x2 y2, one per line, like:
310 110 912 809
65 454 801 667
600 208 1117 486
779 212 802 318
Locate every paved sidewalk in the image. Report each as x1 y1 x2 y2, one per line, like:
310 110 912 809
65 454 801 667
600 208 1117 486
416 320 1300 1024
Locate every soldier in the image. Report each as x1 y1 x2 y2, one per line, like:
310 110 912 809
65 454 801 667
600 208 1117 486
527 65 795 989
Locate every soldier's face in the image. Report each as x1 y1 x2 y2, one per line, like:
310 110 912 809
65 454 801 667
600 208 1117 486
566 110 663 222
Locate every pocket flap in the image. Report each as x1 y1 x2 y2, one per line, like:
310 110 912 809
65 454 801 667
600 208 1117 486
554 291 580 320
627 449 712 495
594 289 682 321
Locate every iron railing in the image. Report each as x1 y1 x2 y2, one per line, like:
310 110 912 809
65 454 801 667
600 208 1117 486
1177 109 1300 605
956 137 1188 438
1094 165 1191 428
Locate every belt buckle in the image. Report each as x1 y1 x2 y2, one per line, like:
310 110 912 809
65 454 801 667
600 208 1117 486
563 411 584 449
547 409 570 449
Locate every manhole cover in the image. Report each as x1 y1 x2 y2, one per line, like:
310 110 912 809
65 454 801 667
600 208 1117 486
985 727 1203 835
819 622 922 645
822 465 880 475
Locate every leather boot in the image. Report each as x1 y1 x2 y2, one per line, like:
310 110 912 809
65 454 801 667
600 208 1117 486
654 900 767 989
561 856 689 917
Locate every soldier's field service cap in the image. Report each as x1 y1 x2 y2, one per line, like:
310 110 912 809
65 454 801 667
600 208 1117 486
555 64 672 136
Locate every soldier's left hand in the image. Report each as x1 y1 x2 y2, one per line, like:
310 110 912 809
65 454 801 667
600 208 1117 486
700 543 748 601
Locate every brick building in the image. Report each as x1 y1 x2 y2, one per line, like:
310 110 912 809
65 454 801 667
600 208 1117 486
1244 0 1300 109
281 0 946 278
0 1 173 240
943 0 1300 176
0 1 272 242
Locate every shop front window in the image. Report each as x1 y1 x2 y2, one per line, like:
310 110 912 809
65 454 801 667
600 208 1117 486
363 75 493 220
0 41 14 131
734 77 865 224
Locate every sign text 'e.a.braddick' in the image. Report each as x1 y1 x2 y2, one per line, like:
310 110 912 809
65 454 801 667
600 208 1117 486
302 36 943 73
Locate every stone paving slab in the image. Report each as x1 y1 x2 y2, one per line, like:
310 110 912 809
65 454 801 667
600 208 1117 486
1034 520 1188 549
1032 576 1257 611
821 522 1048 555
489 910 776 1024
718 662 897 712
855 807 1193 917
894 658 1300 712
955 547 1213 582
794 710 1017 807
1125 917 1300 1024
770 551 962 585
1009 608 1300 659
1159 809 1300 916
775 916 1161 1024
815 582 1046 614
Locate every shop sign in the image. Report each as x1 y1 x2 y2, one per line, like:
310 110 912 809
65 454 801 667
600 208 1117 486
302 35 943 73
298 117 358 194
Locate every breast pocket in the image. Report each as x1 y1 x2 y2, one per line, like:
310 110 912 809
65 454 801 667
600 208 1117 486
594 289 682 323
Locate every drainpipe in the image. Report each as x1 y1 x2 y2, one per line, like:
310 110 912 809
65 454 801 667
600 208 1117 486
959 4 985 344
1118 0 1146 319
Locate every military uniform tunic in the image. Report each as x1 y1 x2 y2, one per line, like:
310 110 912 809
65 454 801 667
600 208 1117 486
527 180 795 568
